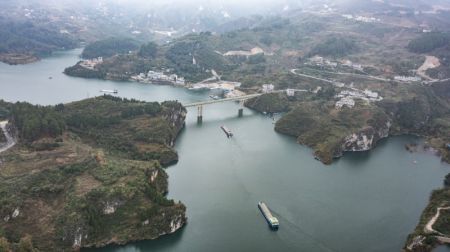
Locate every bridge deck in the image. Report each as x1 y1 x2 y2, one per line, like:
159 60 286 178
183 93 263 107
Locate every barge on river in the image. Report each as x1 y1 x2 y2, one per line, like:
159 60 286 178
258 201 279 230
221 126 233 138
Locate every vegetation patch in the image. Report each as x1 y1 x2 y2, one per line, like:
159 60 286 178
81 38 139 59
308 36 358 58
407 32 450 54
0 19 76 64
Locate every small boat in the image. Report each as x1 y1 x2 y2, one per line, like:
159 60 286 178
209 95 221 100
220 126 233 138
258 202 279 230
100 89 118 94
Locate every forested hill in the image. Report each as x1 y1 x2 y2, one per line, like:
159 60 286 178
0 18 76 64
81 38 140 59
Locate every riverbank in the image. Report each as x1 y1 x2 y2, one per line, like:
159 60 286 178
0 54 39 65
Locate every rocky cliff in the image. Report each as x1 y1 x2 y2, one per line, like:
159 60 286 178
335 120 391 157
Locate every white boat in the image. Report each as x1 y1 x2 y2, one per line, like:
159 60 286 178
209 95 221 100
100 89 118 94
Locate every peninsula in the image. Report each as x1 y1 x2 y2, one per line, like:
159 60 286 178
0 96 187 251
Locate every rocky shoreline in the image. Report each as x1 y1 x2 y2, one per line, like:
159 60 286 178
246 86 450 166
0 54 39 65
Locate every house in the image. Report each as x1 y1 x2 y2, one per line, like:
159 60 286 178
363 89 379 99
286 89 295 97
352 64 363 71
394 76 421 82
310 56 324 65
262 84 274 93
336 97 355 109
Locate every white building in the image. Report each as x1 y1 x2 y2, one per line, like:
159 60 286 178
394 76 421 82
286 89 295 97
325 60 338 68
131 70 186 85
310 56 324 65
79 57 103 69
335 88 382 109
363 89 379 99
336 97 355 109
262 84 275 93
352 64 363 71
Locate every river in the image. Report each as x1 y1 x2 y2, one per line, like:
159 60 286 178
1 49 450 252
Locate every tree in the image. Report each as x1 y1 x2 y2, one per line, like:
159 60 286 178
0 237 11 252
407 32 450 53
317 86 336 99
309 36 357 57
247 54 266 64
81 38 139 59
18 235 34 252
260 35 273 46
138 42 158 58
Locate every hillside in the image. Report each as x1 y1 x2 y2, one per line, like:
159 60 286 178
63 10 450 85
81 38 140 59
0 19 77 64
0 96 187 251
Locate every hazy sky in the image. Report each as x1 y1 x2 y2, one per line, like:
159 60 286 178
25 0 317 9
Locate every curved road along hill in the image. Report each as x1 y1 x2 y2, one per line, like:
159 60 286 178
0 121 16 153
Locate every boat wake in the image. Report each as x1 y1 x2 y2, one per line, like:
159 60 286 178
270 209 337 252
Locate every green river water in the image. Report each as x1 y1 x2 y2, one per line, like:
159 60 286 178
1 49 450 252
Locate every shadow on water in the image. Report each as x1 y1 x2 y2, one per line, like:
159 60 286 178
434 245 450 252
82 225 187 252
334 135 421 169
188 113 257 127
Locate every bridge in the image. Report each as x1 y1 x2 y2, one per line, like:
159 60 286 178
183 93 265 123
184 93 264 108
183 89 306 123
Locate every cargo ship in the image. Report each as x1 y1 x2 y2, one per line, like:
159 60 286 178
220 126 233 138
258 201 279 230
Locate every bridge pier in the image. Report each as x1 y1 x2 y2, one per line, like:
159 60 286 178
238 100 244 117
197 105 203 124
238 108 243 117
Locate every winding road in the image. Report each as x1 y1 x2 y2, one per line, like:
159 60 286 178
0 121 16 153
424 206 450 236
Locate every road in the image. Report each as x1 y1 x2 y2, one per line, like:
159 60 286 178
0 121 16 153
424 206 450 235
290 69 340 85
290 68 415 85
